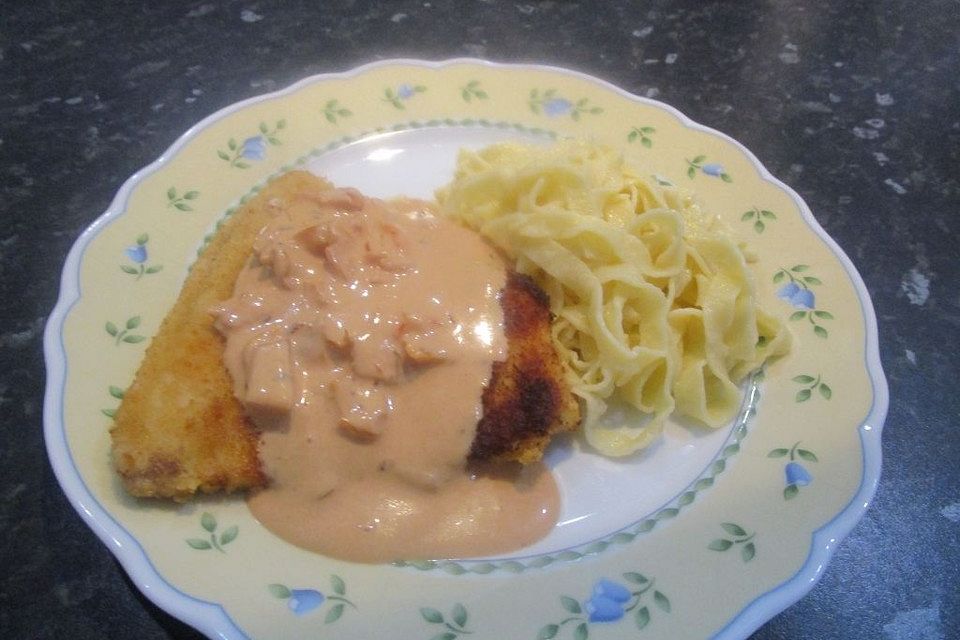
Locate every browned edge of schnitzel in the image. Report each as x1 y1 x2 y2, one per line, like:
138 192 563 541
470 272 581 464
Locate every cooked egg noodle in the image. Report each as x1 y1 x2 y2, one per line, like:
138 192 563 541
437 141 790 456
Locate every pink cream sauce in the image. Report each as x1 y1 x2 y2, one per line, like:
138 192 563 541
213 188 559 563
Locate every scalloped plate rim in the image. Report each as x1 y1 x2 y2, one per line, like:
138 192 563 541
41 57 887 640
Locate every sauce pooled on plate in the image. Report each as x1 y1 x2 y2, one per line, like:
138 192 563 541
213 187 559 563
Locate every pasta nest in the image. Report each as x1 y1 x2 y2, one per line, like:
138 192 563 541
437 140 790 456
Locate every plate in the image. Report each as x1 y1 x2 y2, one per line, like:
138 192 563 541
43 59 887 639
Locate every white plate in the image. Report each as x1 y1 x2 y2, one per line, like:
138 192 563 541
44 59 887 639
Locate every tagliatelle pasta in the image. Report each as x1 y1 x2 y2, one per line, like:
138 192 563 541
437 141 791 456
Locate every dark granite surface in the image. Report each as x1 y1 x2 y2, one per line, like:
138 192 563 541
2 1 958 638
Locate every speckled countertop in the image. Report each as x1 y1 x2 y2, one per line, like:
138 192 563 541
2 1 958 638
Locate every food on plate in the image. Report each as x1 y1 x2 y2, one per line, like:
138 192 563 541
437 140 791 456
470 270 580 464
107 174 331 498
111 136 789 560
111 170 578 561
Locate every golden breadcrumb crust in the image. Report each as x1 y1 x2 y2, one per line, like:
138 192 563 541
111 171 330 499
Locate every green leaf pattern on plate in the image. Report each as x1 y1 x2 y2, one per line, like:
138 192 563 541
186 512 238 553
461 80 489 102
166 187 199 212
627 126 655 148
101 385 125 418
528 89 602 121
105 316 146 345
741 206 777 233
321 99 353 124
420 603 472 638
792 373 832 402
708 523 756 563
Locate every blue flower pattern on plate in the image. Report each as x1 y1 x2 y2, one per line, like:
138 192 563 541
383 84 426 109
702 163 725 177
769 443 818 499
543 97 573 117
585 578 631 622
269 584 326 616
777 281 816 309
121 233 162 279
125 244 147 264
773 265 833 337
686 156 732 181
288 589 325 616
217 120 285 168
529 89 602 120
785 461 812 486
240 136 266 161
268 577 355 623
538 574 670 637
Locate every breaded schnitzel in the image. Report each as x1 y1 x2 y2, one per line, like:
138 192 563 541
110 171 579 499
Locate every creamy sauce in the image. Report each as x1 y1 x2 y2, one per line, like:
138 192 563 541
213 187 559 563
